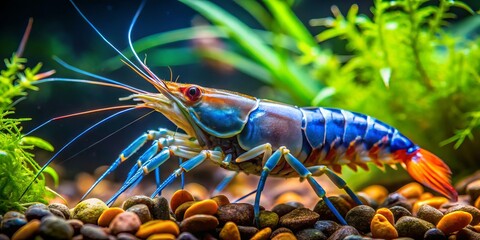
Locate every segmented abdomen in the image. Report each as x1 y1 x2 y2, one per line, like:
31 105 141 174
301 107 417 172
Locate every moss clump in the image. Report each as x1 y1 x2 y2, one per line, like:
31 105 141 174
0 20 56 213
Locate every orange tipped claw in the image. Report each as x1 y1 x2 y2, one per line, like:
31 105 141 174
397 148 458 201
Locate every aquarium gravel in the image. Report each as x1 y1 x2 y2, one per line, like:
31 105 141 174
2 179 480 240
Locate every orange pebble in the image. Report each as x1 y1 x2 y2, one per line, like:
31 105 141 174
361 185 389 203
413 197 449 214
437 211 472 235
12 219 40 240
184 199 218 219
376 208 395 225
370 214 398 239
219 222 240 240
274 191 303 205
397 182 424 199
136 220 180 238
97 207 124 227
473 224 480 232
271 232 297 240
419 192 434 201
251 227 272 240
170 190 194 212
475 196 480 209
146 233 176 240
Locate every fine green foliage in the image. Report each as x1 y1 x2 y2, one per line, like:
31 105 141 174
0 53 56 213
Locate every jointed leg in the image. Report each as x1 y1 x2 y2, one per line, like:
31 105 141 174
150 149 225 197
247 146 348 225
307 166 363 205
82 128 197 200
284 151 348 225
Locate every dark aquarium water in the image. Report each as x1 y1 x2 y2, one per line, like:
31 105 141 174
1 1 480 239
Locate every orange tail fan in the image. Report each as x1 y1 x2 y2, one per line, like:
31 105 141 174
397 148 458 201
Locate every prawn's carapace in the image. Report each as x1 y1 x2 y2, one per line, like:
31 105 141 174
395 148 458 201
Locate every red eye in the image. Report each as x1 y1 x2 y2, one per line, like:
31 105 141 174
185 86 202 101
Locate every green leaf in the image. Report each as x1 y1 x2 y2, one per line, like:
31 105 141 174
447 0 475 14
43 167 59 188
21 136 54 152
264 0 319 48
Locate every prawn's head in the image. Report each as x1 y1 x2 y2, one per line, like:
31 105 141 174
123 81 258 146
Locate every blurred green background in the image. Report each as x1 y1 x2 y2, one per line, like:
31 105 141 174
1 0 480 191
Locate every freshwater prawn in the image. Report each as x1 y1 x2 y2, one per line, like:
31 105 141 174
24 0 457 225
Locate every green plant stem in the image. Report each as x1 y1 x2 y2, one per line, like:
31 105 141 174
406 0 434 90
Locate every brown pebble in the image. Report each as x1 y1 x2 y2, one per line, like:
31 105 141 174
376 208 394 225
136 220 179 239
271 232 296 240
313 196 351 223
48 203 71 220
474 196 480 209
183 199 218 219
170 190 194 213
146 233 175 240
80 224 109 240
437 211 472 235
379 193 412 212
180 214 219 233
211 195 230 207
396 216 434 239
67 219 84 236
413 197 449 214
11 219 40 240
389 206 412 223
98 207 125 227
49 209 66 219
370 214 398 239
219 222 240 240
417 204 443 225
217 203 254 226
361 185 389 203
345 205 375 233
328 226 359 240
122 195 155 213
117 232 138 240
466 180 480 202
457 228 480 240
238 226 259 239
174 201 195 221
109 212 141 235
126 204 152 224
397 182 424 199
271 227 293 238
279 208 320 231
152 197 170 220
271 204 297 218
251 227 272 240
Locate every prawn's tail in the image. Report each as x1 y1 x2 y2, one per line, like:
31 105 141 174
397 148 458 201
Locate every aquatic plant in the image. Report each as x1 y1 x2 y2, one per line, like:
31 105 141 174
0 20 57 213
